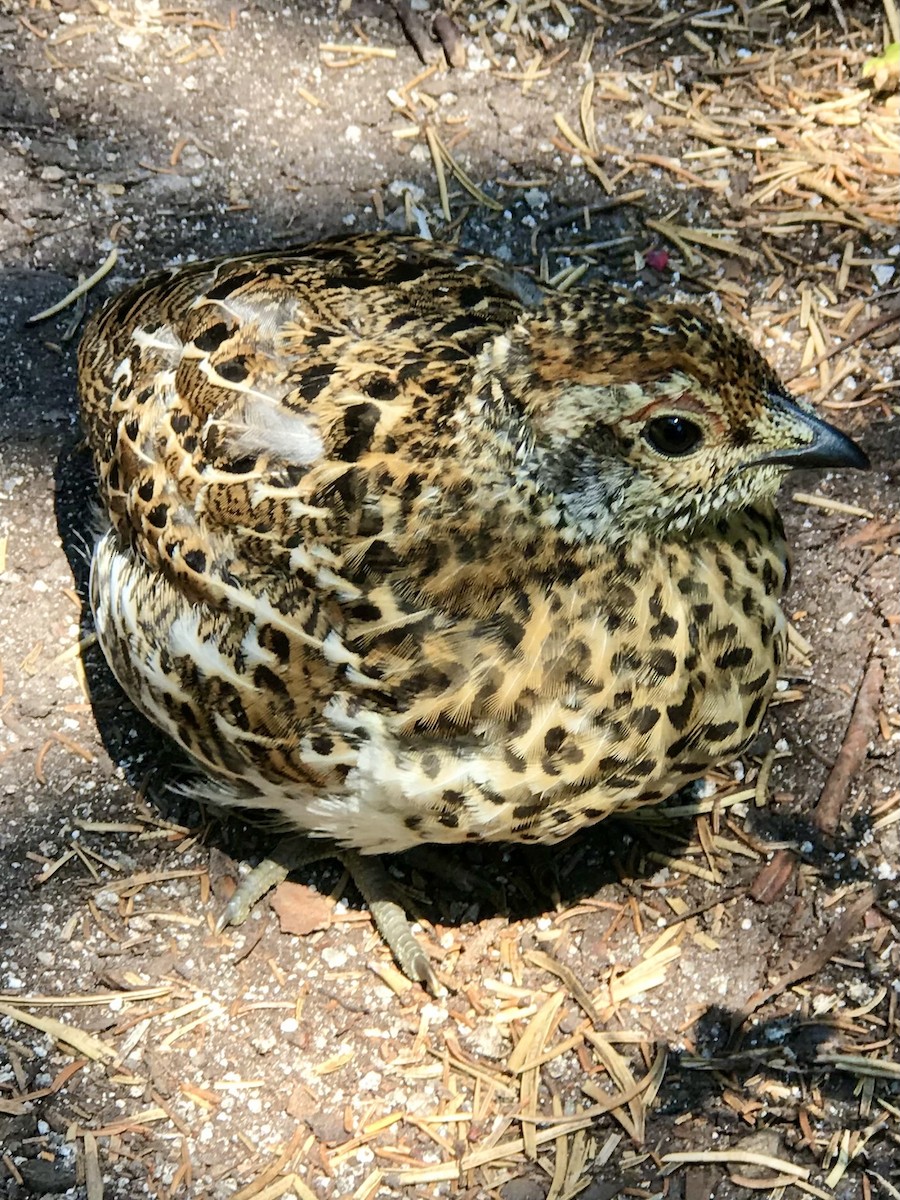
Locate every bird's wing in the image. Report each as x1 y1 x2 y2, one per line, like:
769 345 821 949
77 233 539 605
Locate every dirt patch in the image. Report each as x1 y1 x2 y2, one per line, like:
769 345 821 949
1 2 898 1198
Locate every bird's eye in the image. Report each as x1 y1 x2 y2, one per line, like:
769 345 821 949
644 415 704 457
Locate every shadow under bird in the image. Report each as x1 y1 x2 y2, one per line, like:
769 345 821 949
77 232 868 990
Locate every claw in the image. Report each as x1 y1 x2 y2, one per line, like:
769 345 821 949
341 849 444 995
215 856 292 931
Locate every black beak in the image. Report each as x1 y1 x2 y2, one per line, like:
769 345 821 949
758 393 870 471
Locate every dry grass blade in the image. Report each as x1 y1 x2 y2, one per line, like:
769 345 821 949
869 1171 900 1200
0 1002 117 1062
645 219 760 262
506 990 566 1073
0 986 172 1007
27 249 118 323
425 126 451 221
93 867 206 894
663 1150 809 1179
507 989 566 1157
427 127 503 211
227 1128 309 1200
553 111 594 158
729 1171 803 1190
549 1127 592 1200
0 1060 86 1110
428 1044 517 1099
522 949 602 1025
318 43 396 59
580 78 598 155
818 1054 900 1080
882 0 900 42
582 1036 667 1144
791 492 875 519
601 942 681 1011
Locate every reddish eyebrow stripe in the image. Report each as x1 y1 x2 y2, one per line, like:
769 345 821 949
632 392 708 421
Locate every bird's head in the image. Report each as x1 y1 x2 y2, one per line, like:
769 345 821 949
476 294 868 544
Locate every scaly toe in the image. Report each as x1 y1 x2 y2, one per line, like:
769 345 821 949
215 835 335 931
341 850 444 996
215 856 291 931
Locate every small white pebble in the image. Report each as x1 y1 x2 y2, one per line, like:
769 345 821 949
872 263 895 287
421 1003 448 1025
319 947 345 969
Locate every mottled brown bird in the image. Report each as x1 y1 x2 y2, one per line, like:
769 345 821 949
78 232 867 986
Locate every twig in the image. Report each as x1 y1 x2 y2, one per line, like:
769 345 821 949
432 13 465 68
389 0 435 64
532 191 646 243
837 520 900 549
751 653 884 901
815 653 884 838
732 886 879 1030
829 0 849 34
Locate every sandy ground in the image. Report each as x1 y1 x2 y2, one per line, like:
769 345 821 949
1 2 899 1198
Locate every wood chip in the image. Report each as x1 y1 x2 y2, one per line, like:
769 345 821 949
734 886 879 1027
83 1133 103 1200
815 654 885 837
269 882 333 936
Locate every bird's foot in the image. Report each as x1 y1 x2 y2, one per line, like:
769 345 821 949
521 843 562 910
215 835 329 931
215 837 442 995
341 850 443 996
